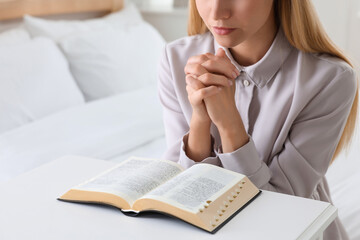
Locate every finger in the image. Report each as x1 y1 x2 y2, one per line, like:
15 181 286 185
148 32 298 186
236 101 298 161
187 54 210 65
205 51 227 62
216 48 227 58
186 75 205 90
184 63 209 77
204 52 216 59
189 86 222 104
206 49 241 76
186 85 203 106
197 73 232 87
201 59 239 80
186 85 204 106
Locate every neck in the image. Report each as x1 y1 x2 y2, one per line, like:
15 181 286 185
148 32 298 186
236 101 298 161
230 15 278 67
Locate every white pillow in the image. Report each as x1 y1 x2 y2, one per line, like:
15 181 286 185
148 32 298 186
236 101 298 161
23 3 166 101
0 37 85 134
0 28 31 45
58 22 165 99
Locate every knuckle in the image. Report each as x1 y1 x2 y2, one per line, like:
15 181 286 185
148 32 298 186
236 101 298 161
198 91 204 99
192 82 200 90
200 55 209 62
207 59 215 66
219 75 227 80
202 73 212 83
219 75 228 83
185 74 192 82
205 53 214 58
188 54 208 64
199 89 207 98
212 56 220 61
187 56 196 64
194 64 202 72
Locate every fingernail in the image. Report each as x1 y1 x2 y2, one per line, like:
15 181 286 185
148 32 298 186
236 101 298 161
235 68 240 75
232 71 237 79
228 80 233 86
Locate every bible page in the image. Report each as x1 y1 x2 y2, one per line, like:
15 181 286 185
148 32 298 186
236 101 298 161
140 163 244 213
73 157 183 206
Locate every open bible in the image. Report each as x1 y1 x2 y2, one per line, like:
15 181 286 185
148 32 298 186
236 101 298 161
58 157 261 233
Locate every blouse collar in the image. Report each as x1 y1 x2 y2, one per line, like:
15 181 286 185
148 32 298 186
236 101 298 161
213 27 294 88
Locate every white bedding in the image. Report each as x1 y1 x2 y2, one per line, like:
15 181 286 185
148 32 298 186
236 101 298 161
326 134 360 240
0 86 166 183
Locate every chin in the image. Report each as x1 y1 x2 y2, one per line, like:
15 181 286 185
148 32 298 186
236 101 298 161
213 37 240 48
212 32 245 48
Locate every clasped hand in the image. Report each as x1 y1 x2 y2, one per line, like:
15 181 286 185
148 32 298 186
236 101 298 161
184 48 241 131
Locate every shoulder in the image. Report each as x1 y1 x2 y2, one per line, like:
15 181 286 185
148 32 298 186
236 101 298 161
293 50 357 99
166 31 214 51
301 51 356 86
293 51 357 121
163 31 215 66
316 53 356 97
312 52 356 82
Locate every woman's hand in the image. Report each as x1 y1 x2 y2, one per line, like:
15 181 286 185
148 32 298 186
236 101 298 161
185 49 249 153
184 48 240 128
185 74 220 125
184 50 234 124
184 53 233 161
203 49 240 130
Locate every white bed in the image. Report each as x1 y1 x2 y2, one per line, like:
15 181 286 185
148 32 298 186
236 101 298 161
0 1 359 239
0 86 166 182
0 1 167 181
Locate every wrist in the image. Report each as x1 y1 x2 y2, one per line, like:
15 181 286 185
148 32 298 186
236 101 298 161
187 124 212 163
216 109 242 133
217 115 249 153
191 111 211 129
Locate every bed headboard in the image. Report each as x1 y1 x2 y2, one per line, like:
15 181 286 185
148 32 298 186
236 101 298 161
0 0 124 21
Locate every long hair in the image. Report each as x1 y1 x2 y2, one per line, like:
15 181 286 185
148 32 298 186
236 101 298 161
187 0 359 164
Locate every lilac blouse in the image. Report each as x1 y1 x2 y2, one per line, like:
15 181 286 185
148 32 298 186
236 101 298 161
157 27 356 239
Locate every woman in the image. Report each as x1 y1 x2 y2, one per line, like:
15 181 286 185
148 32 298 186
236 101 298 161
157 0 358 239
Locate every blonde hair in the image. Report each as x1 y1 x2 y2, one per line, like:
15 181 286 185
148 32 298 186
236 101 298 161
188 0 359 164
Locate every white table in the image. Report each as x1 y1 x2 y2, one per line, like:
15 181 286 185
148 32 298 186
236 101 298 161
0 156 337 240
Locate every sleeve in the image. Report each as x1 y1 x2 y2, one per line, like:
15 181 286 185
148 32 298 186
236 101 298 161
215 68 357 198
157 45 221 167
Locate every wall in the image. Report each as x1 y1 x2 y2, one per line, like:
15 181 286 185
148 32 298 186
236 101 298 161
312 0 350 51
141 8 188 42
312 0 360 66
347 0 360 66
